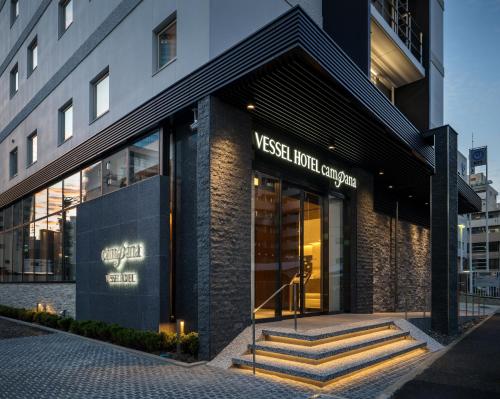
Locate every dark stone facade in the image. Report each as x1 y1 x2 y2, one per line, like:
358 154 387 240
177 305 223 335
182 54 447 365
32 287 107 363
197 96 253 360
353 169 431 313
75 176 170 331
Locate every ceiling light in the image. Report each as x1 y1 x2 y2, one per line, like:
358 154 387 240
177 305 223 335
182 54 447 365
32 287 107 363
328 144 335 151
408 195 413 198
388 185 393 189
379 170 384 175
246 103 255 110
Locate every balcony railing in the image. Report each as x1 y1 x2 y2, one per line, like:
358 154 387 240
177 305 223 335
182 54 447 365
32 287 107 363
371 0 423 63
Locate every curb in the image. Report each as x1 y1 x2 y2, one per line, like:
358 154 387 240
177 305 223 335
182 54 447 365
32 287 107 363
375 312 496 399
0 315 207 369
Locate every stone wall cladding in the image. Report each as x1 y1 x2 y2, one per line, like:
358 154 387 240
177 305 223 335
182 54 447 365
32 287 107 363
0 283 75 316
356 170 431 313
197 96 252 360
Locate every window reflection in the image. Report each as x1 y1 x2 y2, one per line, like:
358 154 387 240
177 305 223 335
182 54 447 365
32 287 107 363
0 129 160 283
103 149 127 195
129 132 159 184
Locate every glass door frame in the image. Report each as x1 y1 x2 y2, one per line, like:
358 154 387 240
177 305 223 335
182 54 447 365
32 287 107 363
253 170 329 320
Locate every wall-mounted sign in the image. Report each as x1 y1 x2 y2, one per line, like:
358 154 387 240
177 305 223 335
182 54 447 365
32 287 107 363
254 132 357 189
101 242 144 286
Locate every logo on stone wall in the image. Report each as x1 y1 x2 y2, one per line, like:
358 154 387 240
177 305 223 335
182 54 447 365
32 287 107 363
101 242 144 286
101 243 144 269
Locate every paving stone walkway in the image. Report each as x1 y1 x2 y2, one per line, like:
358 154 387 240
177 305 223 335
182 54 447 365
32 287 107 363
0 320 430 399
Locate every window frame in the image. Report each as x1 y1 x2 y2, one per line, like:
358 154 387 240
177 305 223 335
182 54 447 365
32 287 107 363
10 63 19 98
58 99 74 145
27 36 38 77
58 0 74 37
9 147 18 179
10 0 19 27
27 131 38 166
90 67 109 122
153 14 177 73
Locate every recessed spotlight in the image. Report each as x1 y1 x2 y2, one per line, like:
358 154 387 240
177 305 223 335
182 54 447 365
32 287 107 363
246 103 255 110
388 185 393 189
425 202 429 205
379 170 384 176
328 144 336 151
408 195 413 198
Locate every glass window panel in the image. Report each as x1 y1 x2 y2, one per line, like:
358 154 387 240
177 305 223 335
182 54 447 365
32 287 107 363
22 225 33 282
12 201 22 227
12 227 23 282
102 149 127 195
4 206 12 230
35 189 47 220
34 219 47 281
303 192 322 313
64 208 77 281
158 21 176 69
0 233 4 282
63 104 73 140
95 74 109 118
0 210 3 232
3 231 12 282
63 172 81 208
129 131 160 184
82 162 102 201
32 43 38 69
48 182 63 215
28 132 38 164
47 214 63 281
64 0 73 29
23 196 35 224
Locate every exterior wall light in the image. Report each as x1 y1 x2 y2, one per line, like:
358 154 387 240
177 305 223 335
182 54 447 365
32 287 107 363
328 144 335 151
246 103 255 110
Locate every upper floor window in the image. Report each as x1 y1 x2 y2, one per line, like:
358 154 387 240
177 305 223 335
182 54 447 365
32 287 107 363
10 63 18 97
91 69 109 121
59 100 73 143
9 148 18 178
27 131 38 165
27 37 38 76
11 0 19 26
59 0 73 36
155 19 177 70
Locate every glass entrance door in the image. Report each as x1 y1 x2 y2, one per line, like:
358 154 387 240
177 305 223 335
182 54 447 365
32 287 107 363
254 172 324 319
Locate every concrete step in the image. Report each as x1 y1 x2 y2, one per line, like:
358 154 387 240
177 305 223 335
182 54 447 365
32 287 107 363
233 338 427 387
262 320 395 346
249 329 410 364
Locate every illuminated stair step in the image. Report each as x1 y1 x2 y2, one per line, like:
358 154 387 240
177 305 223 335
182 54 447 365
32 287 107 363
262 320 395 346
249 329 410 364
233 339 427 386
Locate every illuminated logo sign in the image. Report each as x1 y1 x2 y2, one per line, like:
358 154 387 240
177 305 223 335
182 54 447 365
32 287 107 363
101 242 144 286
254 132 357 189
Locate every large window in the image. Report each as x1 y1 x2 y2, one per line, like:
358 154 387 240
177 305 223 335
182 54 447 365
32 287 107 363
156 19 177 70
27 37 38 76
10 63 18 97
0 130 160 283
91 69 109 120
10 0 19 26
59 101 73 143
27 131 38 165
59 0 73 35
9 147 18 178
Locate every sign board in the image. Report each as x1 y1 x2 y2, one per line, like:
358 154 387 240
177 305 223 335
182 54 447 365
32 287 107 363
254 132 357 189
101 242 144 285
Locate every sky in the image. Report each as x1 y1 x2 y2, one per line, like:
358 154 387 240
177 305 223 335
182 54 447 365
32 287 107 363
444 0 500 185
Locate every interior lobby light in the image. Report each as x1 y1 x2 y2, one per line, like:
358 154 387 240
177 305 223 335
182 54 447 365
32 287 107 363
246 103 255 110
254 176 260 186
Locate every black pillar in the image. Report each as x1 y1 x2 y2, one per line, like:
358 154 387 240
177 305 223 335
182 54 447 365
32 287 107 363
429 125 458 335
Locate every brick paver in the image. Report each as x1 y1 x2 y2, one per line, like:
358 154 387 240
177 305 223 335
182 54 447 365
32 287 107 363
0 325 430 399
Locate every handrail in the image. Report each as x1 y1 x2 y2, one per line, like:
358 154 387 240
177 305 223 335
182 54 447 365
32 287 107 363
251 272 302 375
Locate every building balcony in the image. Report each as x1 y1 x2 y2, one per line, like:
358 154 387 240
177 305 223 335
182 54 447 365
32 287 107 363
370 0 425 99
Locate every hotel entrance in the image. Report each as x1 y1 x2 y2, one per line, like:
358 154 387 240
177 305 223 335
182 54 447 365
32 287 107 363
253 171 344 319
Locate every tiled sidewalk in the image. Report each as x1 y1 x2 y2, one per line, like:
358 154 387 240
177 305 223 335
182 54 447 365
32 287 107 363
0 320 430 399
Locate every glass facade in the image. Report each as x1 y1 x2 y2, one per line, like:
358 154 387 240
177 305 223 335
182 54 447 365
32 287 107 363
0 130 160 283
